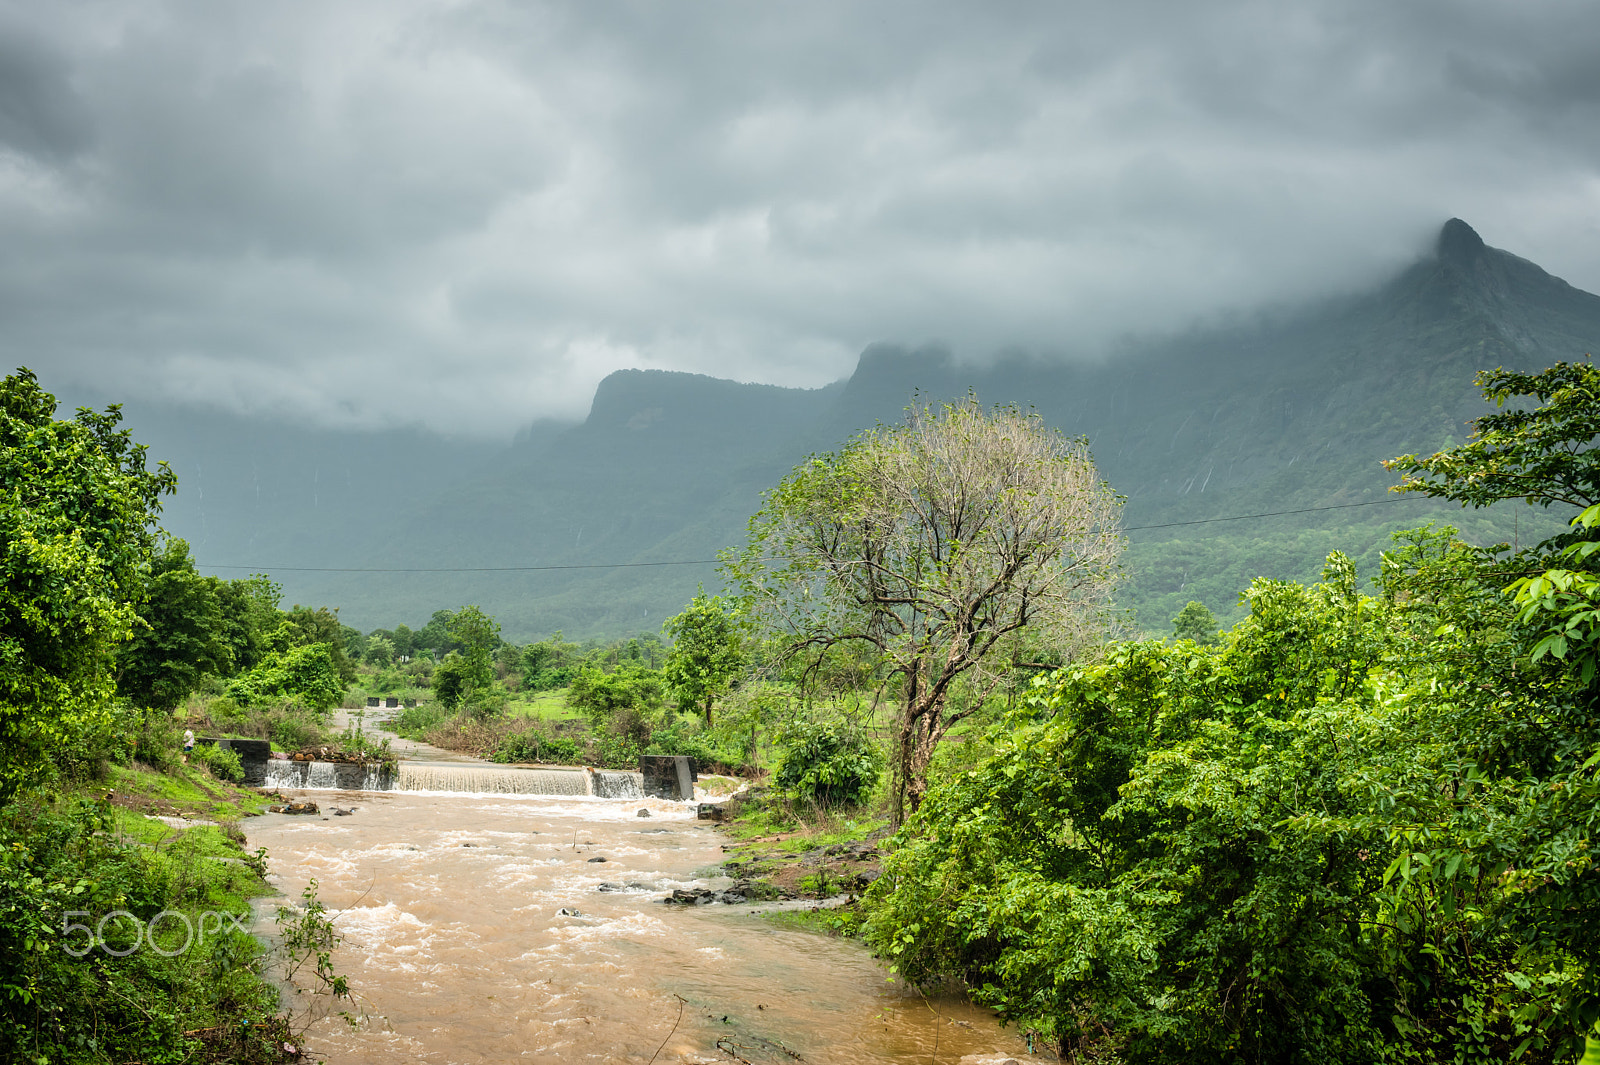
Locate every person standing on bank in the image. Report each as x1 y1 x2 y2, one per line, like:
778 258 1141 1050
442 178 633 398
183 729 195 763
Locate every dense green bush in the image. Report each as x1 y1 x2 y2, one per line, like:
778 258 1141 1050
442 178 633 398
0 797 289 1063
646 719 748 773
774 720 883 809
390 702 453 739
863 546 1600 1062
190 743 244 782
263 705 326 751
492 730 585 765
566 665 665 727
226 643 344 711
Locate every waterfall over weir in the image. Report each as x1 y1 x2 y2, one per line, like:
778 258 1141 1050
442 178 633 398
264 759 644 799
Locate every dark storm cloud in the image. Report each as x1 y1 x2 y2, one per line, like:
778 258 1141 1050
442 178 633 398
2 0 1598 436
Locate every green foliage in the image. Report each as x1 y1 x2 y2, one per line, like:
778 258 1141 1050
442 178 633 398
117 538 233 712
390 701 453 740
727 396 1124 821
0 796 289 1063
1169 598 1218 645
429 606 501 713
431 652 470 711
277 605 358 685
662 591 744 723
210 573 282 674
566 664 665 728
364 633 395 666
1387 361 1600 512
492 730 585 765
448 605 500 691
225 642 345 711
190 743 244 783
0 368 177 802
522 631 579 691
647 716 751 773
275 878 351 1006
774 720 884 809
864 531 1600 1062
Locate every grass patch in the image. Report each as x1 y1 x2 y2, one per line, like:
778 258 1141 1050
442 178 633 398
759 904 866 938
0 782 301 1062
505 688 581 720
106 762 271 822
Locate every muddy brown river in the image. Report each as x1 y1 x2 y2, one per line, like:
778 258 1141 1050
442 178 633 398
247 787 1031 1064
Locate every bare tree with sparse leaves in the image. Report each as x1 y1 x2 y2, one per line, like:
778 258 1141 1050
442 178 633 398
724 396 1124 822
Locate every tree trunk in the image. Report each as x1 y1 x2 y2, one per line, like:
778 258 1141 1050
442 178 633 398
893 663 946 825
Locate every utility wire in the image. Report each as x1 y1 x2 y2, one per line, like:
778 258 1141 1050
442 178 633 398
1123 495 1410 532
199 496 1426 574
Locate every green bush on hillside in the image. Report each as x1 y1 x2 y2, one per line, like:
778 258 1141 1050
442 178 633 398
0 797 288 1063
226 643 344 711
775 721 883 809
190 743 244 783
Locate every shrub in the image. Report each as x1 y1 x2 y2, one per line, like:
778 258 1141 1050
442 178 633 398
775 721 883 809
493 730 585 765
391 702 452 739
191 743 244 782
263 705 325 751
226 644 344 711
130 711 183 772
647 719 748 774
0 798 291 1062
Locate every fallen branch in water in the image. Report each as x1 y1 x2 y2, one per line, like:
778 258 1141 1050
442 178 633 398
648 994 686 1065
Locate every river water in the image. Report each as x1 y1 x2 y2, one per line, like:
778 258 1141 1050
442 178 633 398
247 787 1029 1064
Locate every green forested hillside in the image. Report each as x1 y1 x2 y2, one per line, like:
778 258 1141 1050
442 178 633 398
106 219 1600 639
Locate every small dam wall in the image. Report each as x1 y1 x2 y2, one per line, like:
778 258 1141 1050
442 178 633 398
264 760 644 799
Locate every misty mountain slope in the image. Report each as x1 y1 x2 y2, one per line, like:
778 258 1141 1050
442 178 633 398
53 396 501 582
122 218 1600 641
302 370 842 636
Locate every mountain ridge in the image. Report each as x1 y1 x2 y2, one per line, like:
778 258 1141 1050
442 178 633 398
82 218 1600 640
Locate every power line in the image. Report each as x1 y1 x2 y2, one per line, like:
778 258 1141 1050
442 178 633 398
1123 496 1412 532
198 497 1427 575
200 558 723 574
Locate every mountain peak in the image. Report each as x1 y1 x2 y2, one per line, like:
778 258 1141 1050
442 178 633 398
1437 218 1486 264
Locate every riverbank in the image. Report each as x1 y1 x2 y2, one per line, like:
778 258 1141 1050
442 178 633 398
1 763 310 1063
707 786 890 936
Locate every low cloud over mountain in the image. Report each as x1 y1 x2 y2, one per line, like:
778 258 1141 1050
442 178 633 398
6 2 1600 437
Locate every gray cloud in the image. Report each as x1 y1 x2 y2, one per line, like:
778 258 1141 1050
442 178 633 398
3 0 1599 437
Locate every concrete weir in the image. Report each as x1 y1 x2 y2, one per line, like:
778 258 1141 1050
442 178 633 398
264 759 646 798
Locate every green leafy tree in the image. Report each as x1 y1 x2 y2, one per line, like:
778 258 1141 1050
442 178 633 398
0 368 176 800
662 591 743 724
277 605 358 684
1169 599 1219 645
1386 361 1600 512
365 634 395 667
225 643 344 712
211 573 282 673
566 665 665 729
726 397 1124 821
116 538 232 712
390 623 417 660
415 609 454 658
523 631 577 691
448 605 500 693
431 654 470 712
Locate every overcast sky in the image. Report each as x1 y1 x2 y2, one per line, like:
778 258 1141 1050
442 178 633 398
3 0 1598 438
